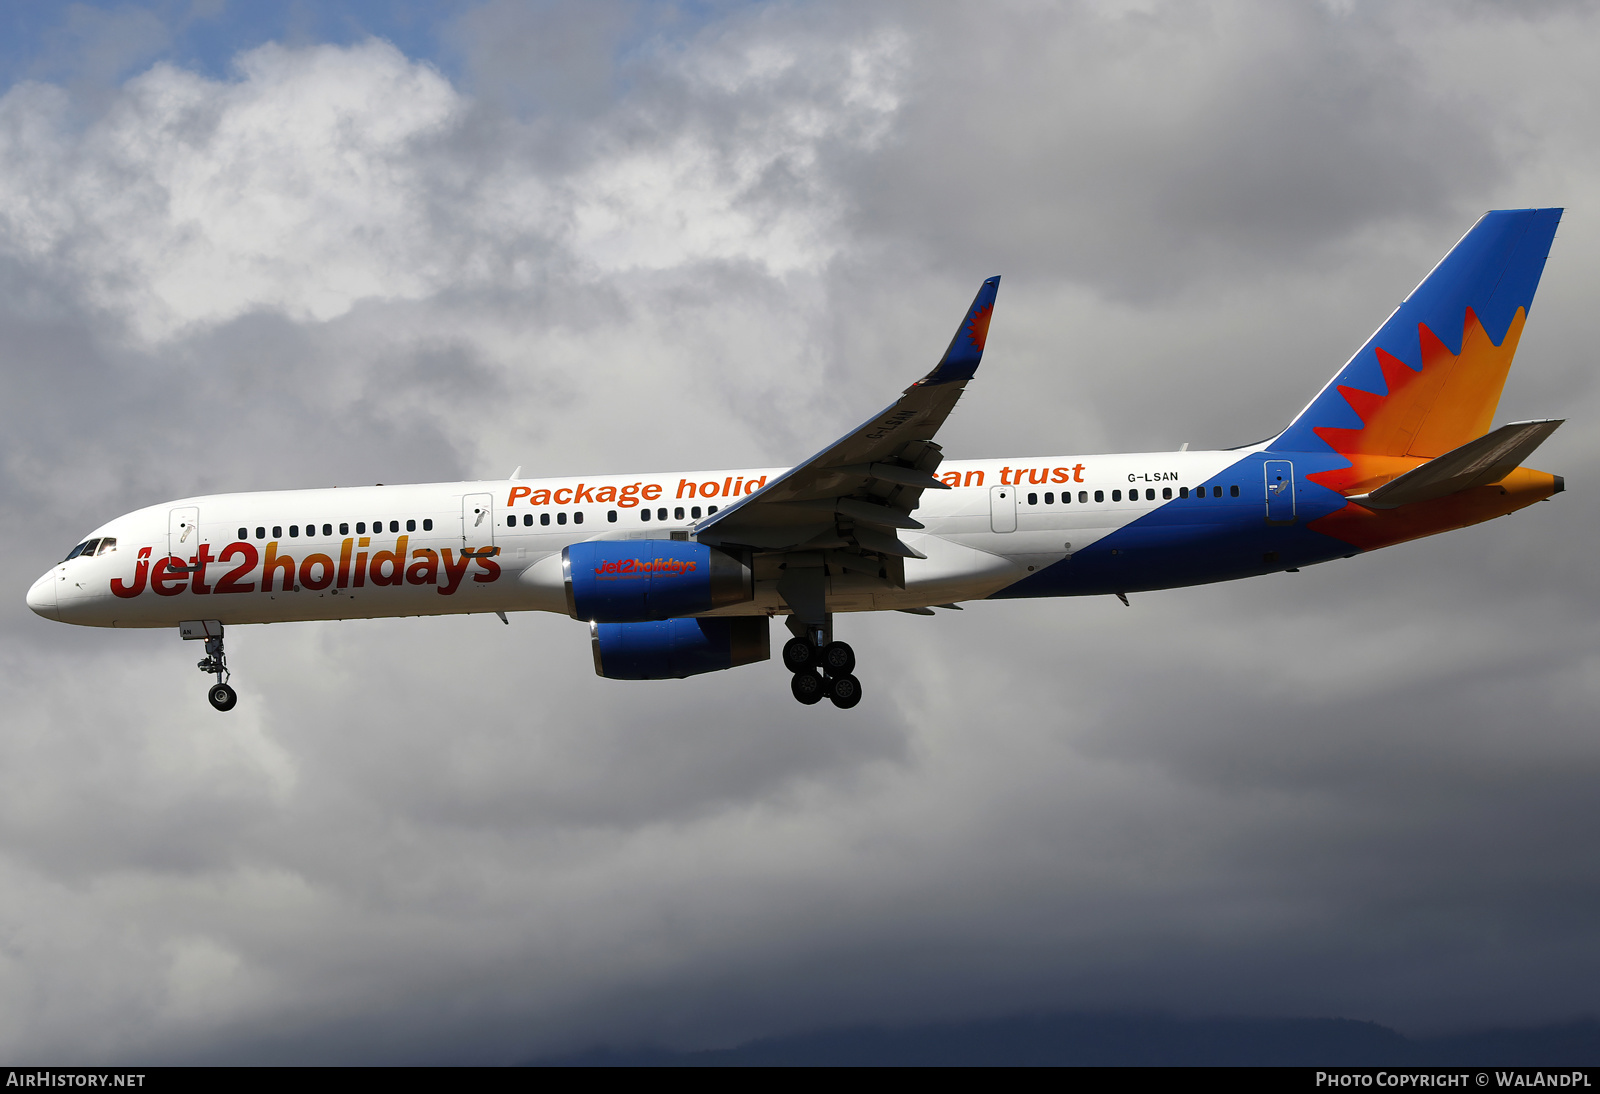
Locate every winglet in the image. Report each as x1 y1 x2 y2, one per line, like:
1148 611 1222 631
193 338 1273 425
923 276 1000 385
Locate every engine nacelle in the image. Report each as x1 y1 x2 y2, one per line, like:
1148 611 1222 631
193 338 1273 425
564 540 752 622
590 617 770 680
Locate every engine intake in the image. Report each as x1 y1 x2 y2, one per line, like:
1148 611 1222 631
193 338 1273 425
564 540 752 622
591 617 770 679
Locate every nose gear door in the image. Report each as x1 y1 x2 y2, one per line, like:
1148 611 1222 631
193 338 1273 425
989 485 1017 533
1264 460 1296 524
462 493 495 549
168 506 200 562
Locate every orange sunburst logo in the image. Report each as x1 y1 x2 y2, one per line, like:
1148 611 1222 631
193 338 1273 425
965 303 993 353
1308 307 1525 496
1303 305 1554 551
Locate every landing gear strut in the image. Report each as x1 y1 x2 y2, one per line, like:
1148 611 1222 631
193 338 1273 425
783 617 861 709
182 620 236 711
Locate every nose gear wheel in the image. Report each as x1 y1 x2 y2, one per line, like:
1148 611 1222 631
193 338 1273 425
191 627 238 712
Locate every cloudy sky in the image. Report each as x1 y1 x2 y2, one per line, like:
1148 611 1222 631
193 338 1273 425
1 0 1597 1064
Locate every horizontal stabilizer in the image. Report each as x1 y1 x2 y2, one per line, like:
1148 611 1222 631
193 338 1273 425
1349 419 1563 510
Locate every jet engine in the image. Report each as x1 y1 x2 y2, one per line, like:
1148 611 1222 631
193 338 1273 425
564 540 752 622
590 617 770 679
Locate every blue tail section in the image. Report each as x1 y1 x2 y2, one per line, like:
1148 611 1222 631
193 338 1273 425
1270 209 1562 454
923 276 1000 385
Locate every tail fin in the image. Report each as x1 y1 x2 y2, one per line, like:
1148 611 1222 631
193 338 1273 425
1270 209 1562 457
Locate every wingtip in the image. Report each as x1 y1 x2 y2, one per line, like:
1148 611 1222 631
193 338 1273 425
925 277 1001 385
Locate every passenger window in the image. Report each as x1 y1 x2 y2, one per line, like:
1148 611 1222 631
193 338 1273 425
1078 491 1087 503
356 522 366 534
257 527 267 539
674 507 685 520
658 508 667 521
423 519 432 531
557 512 567 525
1163 488 1172 500
506 516 515 528
575 511 585 524
1027 493 1037 505
97 538 116 555
1213 486 1222 498
1146 489 1155 501
238 527 247 540
1179 487 1189 499
520 514 531 527
324 524 333 537
406 519 416 532
272 526 282 538
1044 492 1054 504
390 520 399 533
641 508 651 522
1112 490 1122 502
1093 490 1103 503
608 510 618 523
708 505 718 514
691 506 702 519
541 513 550 526
339 523 350 535
1230 485 1240 497
290 525 299 537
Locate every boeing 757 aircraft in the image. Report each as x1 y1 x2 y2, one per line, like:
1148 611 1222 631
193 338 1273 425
28 209 1566 712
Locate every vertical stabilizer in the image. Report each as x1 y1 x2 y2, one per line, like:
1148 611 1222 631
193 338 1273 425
1270 209 1562 457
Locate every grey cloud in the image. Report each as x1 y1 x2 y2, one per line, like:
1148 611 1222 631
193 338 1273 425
843 2 1501 296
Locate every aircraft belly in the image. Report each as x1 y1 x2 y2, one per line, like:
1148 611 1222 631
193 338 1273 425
897 533 1026 605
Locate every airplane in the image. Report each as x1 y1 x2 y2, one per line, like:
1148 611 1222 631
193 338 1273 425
27 208 1567 712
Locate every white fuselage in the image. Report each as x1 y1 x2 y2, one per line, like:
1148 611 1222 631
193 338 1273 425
28 450 1250 629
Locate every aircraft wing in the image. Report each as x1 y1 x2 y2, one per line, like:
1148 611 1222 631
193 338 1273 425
695 277 1000 559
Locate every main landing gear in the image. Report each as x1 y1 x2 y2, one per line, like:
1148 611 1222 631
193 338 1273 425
181 620 236 711
782 632 862 709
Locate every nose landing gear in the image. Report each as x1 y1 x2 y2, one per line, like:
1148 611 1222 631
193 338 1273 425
181 620 236 711
782 620 861 709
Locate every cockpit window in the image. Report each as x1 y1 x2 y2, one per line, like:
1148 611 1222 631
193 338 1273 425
96 538 116 555
63 541 90 562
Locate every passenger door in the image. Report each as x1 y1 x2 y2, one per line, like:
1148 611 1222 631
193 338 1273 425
461 493 495 548
989 485 1017 533
168 506 200 562
1264 460 1296 524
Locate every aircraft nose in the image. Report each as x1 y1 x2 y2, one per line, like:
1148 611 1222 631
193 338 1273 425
26 571 58 620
